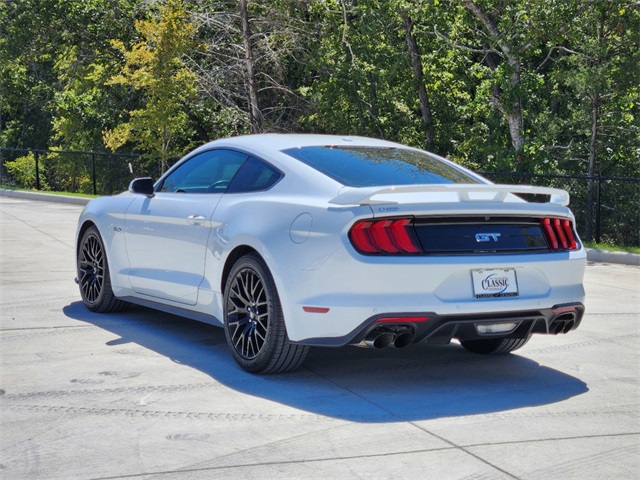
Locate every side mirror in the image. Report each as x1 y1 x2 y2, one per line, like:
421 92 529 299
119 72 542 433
129 177 155 197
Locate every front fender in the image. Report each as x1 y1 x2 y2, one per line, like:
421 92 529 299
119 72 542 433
76 194 136 294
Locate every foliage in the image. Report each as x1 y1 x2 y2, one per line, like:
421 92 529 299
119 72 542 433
44 150 94 194
1 0 638 244
103 0 198 173
584 242 640 255
4 153 49 190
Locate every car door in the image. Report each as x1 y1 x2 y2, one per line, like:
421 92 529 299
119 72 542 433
124 149 248 305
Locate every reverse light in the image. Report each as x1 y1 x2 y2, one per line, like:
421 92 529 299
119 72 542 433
476 322 518 334
349 218 421 254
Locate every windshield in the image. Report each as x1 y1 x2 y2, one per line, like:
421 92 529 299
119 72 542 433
281 146 480 187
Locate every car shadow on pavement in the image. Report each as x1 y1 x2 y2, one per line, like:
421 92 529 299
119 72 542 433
63 301 588 423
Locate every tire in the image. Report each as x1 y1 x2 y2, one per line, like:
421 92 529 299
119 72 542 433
223 253 309 374
77 226 127 313
460 336 531 355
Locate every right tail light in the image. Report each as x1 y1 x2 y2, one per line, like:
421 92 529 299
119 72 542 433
541 218 579 251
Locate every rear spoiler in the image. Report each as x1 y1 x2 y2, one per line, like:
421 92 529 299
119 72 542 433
329 184 570 206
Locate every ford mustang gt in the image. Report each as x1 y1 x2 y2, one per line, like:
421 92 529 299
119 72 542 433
76 134 586 373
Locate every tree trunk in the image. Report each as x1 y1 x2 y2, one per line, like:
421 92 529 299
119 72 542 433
161 125 169 174
365 71 385 138
585 96 599 241
400 12 434 148
239 0 262 134
462 0 525 153
339 0 366 133
504 99 525 152
584 10 608 242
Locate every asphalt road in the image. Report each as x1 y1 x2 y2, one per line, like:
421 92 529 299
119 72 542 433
1 196 639 480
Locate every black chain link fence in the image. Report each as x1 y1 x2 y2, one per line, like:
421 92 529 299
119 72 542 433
1 147 638 247
0 147 149 195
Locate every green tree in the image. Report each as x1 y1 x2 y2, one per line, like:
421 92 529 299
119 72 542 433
51 0 142 152
189 0 307 135
3 152 49 190
103 0 198 173
0 0 59 149
300 1 416 139
544 1 639 240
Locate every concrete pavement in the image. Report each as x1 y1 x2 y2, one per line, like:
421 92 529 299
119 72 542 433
1 196 639 479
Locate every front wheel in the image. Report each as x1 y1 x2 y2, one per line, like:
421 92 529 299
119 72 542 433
77 226 127 313
460 336 531 355
223 253 309 374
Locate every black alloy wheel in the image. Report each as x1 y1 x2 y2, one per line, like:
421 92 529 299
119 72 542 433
226 266 270 360
77 226 127 313
223 253 309 374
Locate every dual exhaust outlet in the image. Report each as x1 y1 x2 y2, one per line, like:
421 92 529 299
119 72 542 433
360 309 578 348
363 327 415 349
549 312 577 335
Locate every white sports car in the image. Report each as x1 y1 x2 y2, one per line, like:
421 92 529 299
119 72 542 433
76 134 586 373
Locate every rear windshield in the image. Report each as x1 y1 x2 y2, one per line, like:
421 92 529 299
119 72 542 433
281 146 480 187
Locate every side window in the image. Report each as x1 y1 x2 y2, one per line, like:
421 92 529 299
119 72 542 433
226 156 283 194
159 150 248 193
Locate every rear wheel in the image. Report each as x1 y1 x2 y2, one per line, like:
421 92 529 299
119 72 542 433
460 336 531 354
223 253 309 374
77 226 127 313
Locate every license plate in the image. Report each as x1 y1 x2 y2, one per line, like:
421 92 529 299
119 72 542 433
471 268 519 298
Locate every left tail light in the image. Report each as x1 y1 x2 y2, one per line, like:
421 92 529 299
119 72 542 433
349 218 421 254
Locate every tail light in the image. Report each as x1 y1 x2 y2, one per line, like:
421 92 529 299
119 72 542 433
349 218 421 254
351 216 579 255
541 218 578 251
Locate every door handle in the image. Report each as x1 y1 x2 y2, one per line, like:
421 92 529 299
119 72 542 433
187 214 206 225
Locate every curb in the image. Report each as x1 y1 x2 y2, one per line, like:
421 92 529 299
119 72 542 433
0 188 91 206
586 248 640 267
2 188 638 266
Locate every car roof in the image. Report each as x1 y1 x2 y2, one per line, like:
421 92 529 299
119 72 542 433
190 133 404 156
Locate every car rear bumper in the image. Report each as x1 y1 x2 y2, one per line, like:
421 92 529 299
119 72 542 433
295 302 585 347
276 249 587 344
